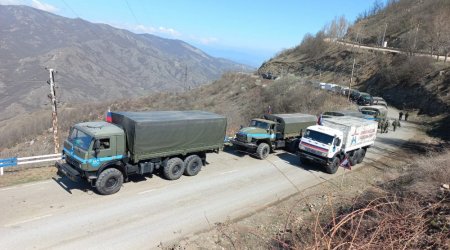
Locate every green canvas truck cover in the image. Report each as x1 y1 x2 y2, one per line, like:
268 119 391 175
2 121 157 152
111 111 227 162
263 113 317 138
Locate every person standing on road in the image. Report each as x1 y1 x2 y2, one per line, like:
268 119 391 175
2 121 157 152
392 119 397 131
405 112 409 121
399 111 404 121
383 120 389 133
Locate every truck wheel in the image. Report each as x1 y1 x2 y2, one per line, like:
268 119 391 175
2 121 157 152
325 157 340 174
163 157 185 180
256 143 270 159
288 139 300 153
184 155 203 176
96 168 123 195
349 151 359 166
357 148 366 164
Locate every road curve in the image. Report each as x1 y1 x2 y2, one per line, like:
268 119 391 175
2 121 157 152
0 109 417 249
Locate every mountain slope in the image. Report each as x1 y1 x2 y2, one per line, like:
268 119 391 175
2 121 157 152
0 5 251 120
258 0 450 139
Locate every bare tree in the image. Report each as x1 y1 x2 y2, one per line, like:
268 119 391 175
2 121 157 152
325 16 349 41
369 0 384 15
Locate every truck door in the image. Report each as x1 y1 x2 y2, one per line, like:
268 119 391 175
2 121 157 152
274 124 283 140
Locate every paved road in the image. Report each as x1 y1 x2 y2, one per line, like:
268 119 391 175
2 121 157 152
334 40 449 62
0 109 416 249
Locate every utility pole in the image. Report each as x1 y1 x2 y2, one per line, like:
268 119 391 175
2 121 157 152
47 68 60 154
381 23 388 47
348 28 360 102
412 23 420 55
184 65 188 91
348 58 356 101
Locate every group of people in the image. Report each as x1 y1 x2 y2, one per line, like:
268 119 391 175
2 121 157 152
379 119 400 133
379 111 409 133
399 111 409 121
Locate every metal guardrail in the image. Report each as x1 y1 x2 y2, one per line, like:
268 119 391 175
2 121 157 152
0 153 62 176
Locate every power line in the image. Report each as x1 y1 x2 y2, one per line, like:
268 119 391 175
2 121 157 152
124 0 140 25
59 0 103 40
60 0 80 17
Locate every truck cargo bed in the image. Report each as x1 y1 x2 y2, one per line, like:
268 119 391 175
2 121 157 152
111 111 227 162
322 116 377 151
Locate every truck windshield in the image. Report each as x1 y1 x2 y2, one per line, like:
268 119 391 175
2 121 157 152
250 120 270 130
68 128 93 151
304 130 334 145
361 110 378 116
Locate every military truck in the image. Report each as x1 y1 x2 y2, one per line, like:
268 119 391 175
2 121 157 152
322 110 365 119
230 113 317 159
299 116 378 174
357 92 373 106
372 97 388 108
359 105 388 123
56 111 227 195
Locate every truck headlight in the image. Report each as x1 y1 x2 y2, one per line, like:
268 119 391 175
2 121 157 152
299 144 306 150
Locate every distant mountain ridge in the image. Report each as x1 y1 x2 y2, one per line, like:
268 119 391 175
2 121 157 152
0 5 251 120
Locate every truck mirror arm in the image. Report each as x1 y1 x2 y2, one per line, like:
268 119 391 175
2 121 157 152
93 139 101 157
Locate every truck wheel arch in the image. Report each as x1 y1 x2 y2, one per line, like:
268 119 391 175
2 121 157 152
98 161 126 179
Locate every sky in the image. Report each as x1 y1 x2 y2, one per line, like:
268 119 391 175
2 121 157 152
1 0 376 66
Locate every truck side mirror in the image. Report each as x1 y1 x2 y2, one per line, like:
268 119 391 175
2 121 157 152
94 140 101 157
334 138 341 146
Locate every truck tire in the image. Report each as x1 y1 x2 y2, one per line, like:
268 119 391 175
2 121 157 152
184 155 202 176
349 151 359 166
163 157 185 180
325 156 340 174
357 148 366 164
256 143 270 159
96 168 123 195
288 139 300 153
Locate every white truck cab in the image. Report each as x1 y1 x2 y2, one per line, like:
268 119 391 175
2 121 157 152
299 116 377 174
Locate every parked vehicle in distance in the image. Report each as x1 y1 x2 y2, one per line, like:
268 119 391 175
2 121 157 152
372 97 387 108
231 113 317 159
341 87 350 96
262 72 277 80
331 85 343 94
359 105 388 123
357 92 373 106
350 90 361 102
299 116 378 174
56 111 227 195
322 110 365 119
372 97 385 102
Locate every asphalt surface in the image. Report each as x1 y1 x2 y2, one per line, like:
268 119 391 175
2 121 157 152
0 109 417 249
335 40 449 62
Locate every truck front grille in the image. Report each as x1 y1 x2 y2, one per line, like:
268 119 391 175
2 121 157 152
66 155 81 168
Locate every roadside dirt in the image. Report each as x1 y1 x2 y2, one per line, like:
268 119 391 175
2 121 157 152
0 165 56 187
170 119 441 249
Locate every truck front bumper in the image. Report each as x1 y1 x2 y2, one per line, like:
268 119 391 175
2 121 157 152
56 161 81 182
299 150 329 165
230 139 258 149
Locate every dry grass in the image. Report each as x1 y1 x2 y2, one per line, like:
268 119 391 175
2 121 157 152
271 151 450 250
